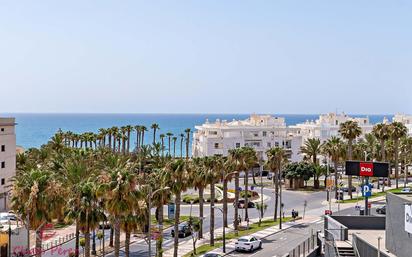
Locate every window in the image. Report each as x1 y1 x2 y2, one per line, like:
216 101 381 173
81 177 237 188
1 179 4 185
262 131 267 137
267 142 271 147
254 133 259 137
275 142 279 147
214 143 219 149
1 162 4 169
0 145 4 152
0 128 3 132
335 120 338 125
236 143 241 148
209 131 218 135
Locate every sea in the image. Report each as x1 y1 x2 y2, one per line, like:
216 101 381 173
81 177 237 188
3 113 392 155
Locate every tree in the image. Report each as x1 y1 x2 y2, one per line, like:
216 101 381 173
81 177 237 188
266 147 287 222
140 126 148 147
322 136 345 199
172 137 177 158
162 159 191 257
255 203 268 226
284 162 316 188
300 138 322 188
389 122 408 188
166 132 173 157
339 120 362 199
373 123 391 162
185 128 191 159
228 148 246 234
151 123 160 145
180 134 185 158
160 134 166 157
11 169 65 257
191 158 207 239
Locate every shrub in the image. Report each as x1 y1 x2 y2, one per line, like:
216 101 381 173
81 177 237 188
182 195 199 204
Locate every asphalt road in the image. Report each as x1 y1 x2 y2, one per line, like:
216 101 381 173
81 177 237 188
225 221 324 257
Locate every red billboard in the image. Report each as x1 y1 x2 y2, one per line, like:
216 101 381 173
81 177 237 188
345 161 389 177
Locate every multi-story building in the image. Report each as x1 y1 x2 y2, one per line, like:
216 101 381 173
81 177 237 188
289 112 373 143
393 113 412 136
0 117 16 210
192 114 302 162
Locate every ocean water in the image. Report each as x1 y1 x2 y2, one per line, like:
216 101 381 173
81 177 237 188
3 113 392 155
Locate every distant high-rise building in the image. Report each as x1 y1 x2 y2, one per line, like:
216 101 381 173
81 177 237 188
0 117 16 210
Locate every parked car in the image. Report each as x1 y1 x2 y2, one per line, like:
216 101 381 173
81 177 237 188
0 212 17 221
236 200 255 209
171 223 191 238
341 186 356 192
401 188 411 193
267 173 273 180
376 205 386 214
203 253 223 257
235 236 262 252
261 170 269 176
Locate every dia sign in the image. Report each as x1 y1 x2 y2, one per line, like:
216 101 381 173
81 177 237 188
359 162 374 177
405 205 412 234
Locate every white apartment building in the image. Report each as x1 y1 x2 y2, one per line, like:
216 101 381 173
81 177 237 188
289 112 373 143
192 114 302 162
0 118 16 210
393 113 412 136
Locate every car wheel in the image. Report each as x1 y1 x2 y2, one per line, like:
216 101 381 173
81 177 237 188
259 242 262 249
250 245 254 252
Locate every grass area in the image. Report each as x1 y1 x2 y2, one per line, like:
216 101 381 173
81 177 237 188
337 188 404 203
150 215 190 229
183 217 294 257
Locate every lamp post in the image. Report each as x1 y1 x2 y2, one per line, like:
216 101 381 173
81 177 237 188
148 186 170 257
212 206 226 253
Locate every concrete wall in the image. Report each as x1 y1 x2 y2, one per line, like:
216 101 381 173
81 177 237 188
324 216 348 241
352 234 390 257
331 215 385 230
385 193 412 257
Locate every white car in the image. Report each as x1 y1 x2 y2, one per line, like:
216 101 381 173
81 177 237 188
235 236 262 252
401 188 411 193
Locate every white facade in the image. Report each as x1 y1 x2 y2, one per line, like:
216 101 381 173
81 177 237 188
192 114 302 162
393 114 412 136
0 118 16 211
289 112 374 143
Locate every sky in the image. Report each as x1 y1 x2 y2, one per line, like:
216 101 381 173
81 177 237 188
0 1 411 114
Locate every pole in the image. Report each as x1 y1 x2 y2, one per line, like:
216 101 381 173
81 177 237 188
8 220 11 257
365 177 369 216
223 222 226 253
260 162 263 224
377 236 382 257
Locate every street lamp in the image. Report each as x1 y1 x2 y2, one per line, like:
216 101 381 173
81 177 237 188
148 186 170 257
212 206 226 253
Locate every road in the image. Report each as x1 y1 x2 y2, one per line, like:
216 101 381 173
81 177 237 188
225 221 324 257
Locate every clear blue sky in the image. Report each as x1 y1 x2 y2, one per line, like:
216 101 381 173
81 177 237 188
1 1 411 114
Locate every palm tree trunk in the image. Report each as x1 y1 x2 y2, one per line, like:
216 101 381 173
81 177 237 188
84 230 91 257
210 181 215 246
127 131 131 153
153 129 157 145
156 202 164 257
223 180 228 227
114 217 121 257
180 139 183 158
198 187 204 239
125 227 130 257
273 170 279 221
75 220 80 257
173 193 181 257
348 140 353 199
334 162 339 199
234 173 239 235
245 170 249 223
173 141 176 158
141 131 145 147
109 225 114 247
35 229 42 257
395 139 399 189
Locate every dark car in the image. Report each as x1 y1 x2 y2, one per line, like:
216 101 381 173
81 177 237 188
203 253 223 257
376 205 386 214
171 223 192 238
236 200 255 209
342 186 356 192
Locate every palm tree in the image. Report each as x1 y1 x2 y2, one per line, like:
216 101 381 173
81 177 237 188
266 147 287 221
151 123 160 145
300 138 322 188
322 136 345 199
140 126 148 147
242 147 257 226
111 127 119 152
228 148 246 235
166 132 173 157
98 168 139 257
172 137 177 158
162 159 191 257
135 125 141 151
160 134 166 157
191 158 207 239
389 122 408 188
11 169 65 257
125 125 134 153
373 123 391 161
180 133 185 158
339 120 362 199
185 128 191 159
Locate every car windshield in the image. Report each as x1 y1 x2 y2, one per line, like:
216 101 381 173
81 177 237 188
238 238 249 242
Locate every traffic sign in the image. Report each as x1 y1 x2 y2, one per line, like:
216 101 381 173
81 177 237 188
325 210 332 215
361 183 372 197
368 203 372 209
